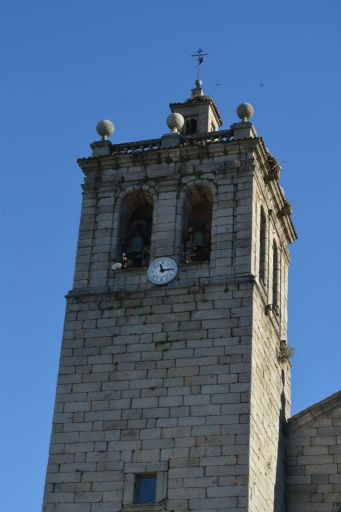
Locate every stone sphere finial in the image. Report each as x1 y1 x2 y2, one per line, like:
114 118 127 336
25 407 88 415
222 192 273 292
96 119 115 140
236 102 254 122
167 112 185 134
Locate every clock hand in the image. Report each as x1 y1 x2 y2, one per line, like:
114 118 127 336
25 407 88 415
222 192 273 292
159 264 174 273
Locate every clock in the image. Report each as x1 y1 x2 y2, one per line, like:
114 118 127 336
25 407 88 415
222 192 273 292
147 257 178 285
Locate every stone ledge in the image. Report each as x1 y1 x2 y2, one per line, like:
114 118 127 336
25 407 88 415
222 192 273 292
122 504 165 512
66 273 256 299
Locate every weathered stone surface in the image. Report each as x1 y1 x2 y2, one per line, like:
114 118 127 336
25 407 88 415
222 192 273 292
286 392 341 510
41 86 309 512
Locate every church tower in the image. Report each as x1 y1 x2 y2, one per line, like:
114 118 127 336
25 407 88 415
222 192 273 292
42 80 297 512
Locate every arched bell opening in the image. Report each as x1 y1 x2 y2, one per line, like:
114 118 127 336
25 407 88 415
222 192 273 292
184 117 198 135
118 190 153 268
183 184 213 263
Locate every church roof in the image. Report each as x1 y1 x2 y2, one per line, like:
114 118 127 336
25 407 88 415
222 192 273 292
287 389 341 431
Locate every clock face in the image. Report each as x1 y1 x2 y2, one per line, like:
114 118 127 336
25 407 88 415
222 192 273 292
147 257 178 285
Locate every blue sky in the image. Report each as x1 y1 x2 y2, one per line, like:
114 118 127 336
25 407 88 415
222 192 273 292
0 1 340 510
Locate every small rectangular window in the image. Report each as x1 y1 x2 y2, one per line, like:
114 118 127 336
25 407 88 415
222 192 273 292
134 474 157 504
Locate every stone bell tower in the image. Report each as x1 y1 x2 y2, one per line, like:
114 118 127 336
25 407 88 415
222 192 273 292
42 81 297 512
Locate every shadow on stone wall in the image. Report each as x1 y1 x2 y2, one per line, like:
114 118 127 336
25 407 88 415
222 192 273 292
273 369 287 512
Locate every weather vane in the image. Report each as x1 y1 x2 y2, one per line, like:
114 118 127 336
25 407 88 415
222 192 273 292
191 48 208 82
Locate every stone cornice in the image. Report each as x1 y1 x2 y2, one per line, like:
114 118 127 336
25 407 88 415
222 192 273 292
66 273 256 300
253 140 297 244
77 129 252 172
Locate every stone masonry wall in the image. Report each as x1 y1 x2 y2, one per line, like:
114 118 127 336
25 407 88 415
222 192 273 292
43 279 253 512
43 134 296 511
249 286 291 512
73 144 258 291
248 164 292 512
286 394 341 511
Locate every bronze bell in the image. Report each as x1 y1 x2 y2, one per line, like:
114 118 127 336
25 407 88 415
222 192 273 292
125 220 148 262
191 226 206 249
126 234 145 257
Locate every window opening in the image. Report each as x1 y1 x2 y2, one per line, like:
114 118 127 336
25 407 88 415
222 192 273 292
272 242 280 314
134 474 157 504
259 207 267 283
124 204 152 267
185 118 198 135
118 191 153 269
184 186 212 263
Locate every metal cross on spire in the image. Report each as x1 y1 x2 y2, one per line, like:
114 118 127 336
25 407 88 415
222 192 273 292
191 48 208 82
